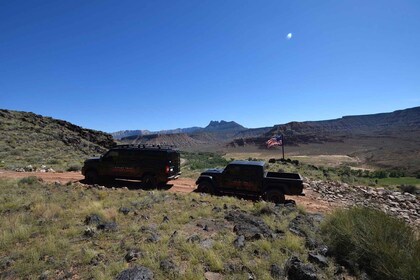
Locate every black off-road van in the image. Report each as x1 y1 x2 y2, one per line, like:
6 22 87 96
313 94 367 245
82 144 181 187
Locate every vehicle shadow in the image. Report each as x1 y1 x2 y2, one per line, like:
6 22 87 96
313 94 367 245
192 189 297 205
79 179 173 191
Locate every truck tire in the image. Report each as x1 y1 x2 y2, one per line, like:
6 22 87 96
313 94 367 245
85 170 99 184
197 181 215 194
264 189 285 204
142 175 157 189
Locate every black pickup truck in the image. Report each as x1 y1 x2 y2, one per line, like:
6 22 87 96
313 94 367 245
195 160 304 203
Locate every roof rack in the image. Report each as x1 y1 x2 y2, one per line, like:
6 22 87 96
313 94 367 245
114 144 177 150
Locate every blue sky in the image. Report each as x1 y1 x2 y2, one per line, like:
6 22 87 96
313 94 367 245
1 0 419 132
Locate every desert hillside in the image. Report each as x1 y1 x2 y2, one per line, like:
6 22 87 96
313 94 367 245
0 109 115 171
230 107 420 175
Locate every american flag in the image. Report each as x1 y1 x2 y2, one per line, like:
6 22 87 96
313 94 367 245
266 135 283 148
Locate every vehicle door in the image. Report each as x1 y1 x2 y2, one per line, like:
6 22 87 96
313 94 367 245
99 150 121 177
115 150 137 177
240 166 263 193
219 164 243 191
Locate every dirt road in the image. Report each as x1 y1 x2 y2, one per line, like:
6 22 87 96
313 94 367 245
0 170 337 214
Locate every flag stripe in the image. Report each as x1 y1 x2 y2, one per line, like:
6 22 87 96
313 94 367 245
266 135 283 148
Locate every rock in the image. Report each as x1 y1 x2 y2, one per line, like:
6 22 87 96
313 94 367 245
224 262 243 273
200 239 214 249
119 207 131 215
308 253 328 267
186 234 201 243
317 245 329 256
159 259 177 273
25 165 34 172
288 216 308 237
305 238 318 250
145 232 159 243
225 210 274 240
233 235 246 248
84 227 96 237
115 265 154 280
242 266 256 280
84 214 102 225
270 264 284 279
284 256 318 280
97 222 118 231
0 257 15 270
139 226 159 243
205 272 223 280
125 249 142 262
212 206 222 213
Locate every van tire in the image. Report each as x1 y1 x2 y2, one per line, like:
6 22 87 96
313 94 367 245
197 181 215 194
85 170 99 184
143 175 157 189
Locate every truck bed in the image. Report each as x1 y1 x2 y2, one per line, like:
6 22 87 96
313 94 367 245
265 172 302 180
264 172 304 195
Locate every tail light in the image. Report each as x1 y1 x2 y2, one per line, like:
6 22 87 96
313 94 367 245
165 166 170 173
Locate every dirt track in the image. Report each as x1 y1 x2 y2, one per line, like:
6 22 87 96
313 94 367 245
0 170 337 214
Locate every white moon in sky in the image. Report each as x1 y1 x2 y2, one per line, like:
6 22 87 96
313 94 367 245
286 33 293 40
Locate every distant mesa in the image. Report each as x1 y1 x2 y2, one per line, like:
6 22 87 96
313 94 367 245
117 120 251 148
112 127 201 140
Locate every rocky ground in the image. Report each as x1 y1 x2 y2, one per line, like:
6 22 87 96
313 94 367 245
0 170 336 214
1 170 418 228
1 170 418 279
306 180 420 228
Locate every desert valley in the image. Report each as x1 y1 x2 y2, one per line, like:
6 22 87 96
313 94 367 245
0 107 419 279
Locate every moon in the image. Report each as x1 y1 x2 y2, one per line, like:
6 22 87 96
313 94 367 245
286 33 293 40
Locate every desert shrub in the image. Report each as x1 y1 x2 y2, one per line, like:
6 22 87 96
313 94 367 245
18 176 42 186
181 152 229 171
398 184 419 194
389 170 405 178
47 159 61 165
66 164 82 172
321 207 420 280
371 170 388 179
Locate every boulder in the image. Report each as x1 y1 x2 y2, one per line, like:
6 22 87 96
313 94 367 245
308 253 328 267
97 222 118 232
284 256 318 280
186 234 201 243
125 249 142 262
159 259 177 273
225 210 274 240
115 265 154 280
84 214 102 225
233 235 246 248
270 264 284 279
